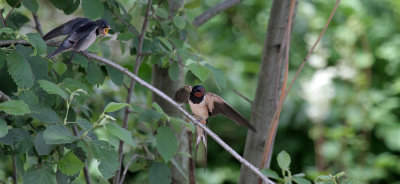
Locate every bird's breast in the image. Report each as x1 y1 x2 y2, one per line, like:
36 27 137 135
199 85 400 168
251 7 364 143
189 100 209 120
75 30 97 51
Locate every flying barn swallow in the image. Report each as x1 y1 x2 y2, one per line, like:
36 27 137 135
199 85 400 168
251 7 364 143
175 85 256 167
43 18 111 59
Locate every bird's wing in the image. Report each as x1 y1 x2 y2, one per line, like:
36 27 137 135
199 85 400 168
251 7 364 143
174 85 192 103
43 18 90 41
66 22 98 43
205 93 256 132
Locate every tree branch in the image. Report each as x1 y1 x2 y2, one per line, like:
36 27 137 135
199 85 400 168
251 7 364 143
0 39 275 184
32 13 44 36
12 155 17 184
119 154 142 184
111 10 140 37
193 0 241 27
114 0 152 183
233 89 253 104
0 9 6 27
0 90 11 102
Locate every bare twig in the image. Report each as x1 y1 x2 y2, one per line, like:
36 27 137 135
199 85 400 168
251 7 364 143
193 0 241 27
114 1 152 183
0 90 11 101
4 0 22 23
12 155 17 184
260 0 341 169
32 13 43 36
0 40 275 184
233 89 253 104
188 130 195 184
72 126 92 184
119 154 142 184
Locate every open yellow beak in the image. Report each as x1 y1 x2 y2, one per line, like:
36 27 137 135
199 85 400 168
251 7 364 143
104 27 111 35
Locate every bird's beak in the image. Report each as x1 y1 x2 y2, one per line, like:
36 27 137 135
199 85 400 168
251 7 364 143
104 27 111 35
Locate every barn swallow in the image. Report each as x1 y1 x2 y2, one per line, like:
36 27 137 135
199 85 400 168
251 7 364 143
175 85 256 167
44 18 111 59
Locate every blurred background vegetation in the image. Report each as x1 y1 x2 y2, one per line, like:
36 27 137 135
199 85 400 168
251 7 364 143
1 0 400 183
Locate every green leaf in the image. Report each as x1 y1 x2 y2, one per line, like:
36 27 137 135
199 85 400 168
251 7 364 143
90 140 119 179
23 164 56 184
205 64 227 91
29 104 62 124
155 8 168 19
168 61 180 81
0 128 33 154
58 152 85 176
117 32 135 41
28 56 48 80
138 109 163 122
0 100 31 115
156 126 178 163
53 62 67 76
43 125 78 144
38 80 68 100
0 49 6 69
22 0 39 13
189 63 210 81
34 131 56 155
0 119 8 138
149 162 171 184
106 65 124 86
62 78 91 94
173 16 185 30
85 64 105 85
104 102 129 113
82 0 104 19
277 150 291 170
7 49 35 89
105 123 136 147
261 168 281 180
0 27 15 35
72 54 89 68
27 33 47 56
293 177 312 184
63 0 80 15
157 37 173 51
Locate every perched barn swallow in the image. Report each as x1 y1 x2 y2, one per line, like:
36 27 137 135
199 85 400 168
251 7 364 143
43 18 111 59
175 85 256 167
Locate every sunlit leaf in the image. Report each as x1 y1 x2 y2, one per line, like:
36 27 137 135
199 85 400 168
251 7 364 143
0 100 30 115
43 125 78 144
58 152 85 176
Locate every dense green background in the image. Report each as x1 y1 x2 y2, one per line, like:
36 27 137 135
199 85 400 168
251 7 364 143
1 0 400 183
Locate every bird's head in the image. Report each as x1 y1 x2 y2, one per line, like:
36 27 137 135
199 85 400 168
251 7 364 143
95 19 111 35
191 85 205 98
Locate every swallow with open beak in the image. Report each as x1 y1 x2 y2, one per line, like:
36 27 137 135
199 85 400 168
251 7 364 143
44 18 111 59
174 85 256 167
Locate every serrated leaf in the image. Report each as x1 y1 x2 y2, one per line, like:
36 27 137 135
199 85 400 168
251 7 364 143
38 80 68 99
104 102 129 113
173 16 185 30
29 104 62 124
28 56 48 80
0 27 15 35
293 177 312 184
23 164 56 184
58 152 85 176
168 61 180 81
0 128 33 154
85 64 105 85
72 54 89 68
156 126 178 163
0 100 31 115
261 168 280 180
82 0 104 19
27 33 47 55
0 49 6 69
155 8 168 19
53 62 67 76
138 109 163 122
149 162 171 184
157 37 172 51
34 131 56 155
0 119 8 138
43 125 78 144
205 64 227 91
105 123 135 147
105 65 124 86
90 140 119 179
62 78 91 94
189 63 210 81
277 150 291 170
7 49 34 89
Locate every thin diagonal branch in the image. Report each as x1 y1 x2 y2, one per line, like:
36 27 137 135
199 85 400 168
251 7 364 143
4 0 22 24
119 154 143 184
193 0 241 27
32 13 43 36
233 89 253 104
0 90 11 101
111 10 140 36
261 0 341 169
0 9 6 27
0 40 275 184
12 155 17 184
114 0 152 183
